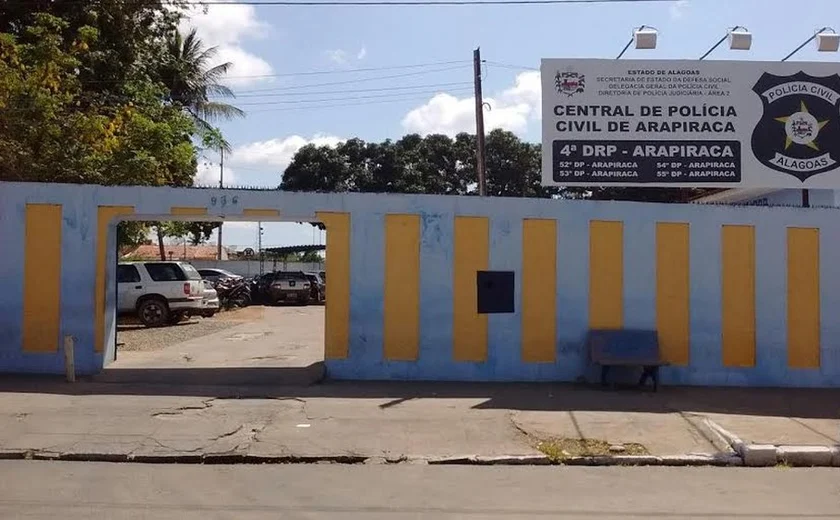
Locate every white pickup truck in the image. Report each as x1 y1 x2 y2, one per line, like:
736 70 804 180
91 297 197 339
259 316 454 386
117 261 205 327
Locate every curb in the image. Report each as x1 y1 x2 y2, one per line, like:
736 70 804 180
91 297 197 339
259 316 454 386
692 416 738 456
702 418 840 467
0 450 741 467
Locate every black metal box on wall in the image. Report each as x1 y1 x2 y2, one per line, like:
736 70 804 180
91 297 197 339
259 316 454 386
477 271 515 314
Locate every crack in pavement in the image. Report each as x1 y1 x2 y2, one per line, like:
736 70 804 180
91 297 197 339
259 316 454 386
507 412 543 449
790 417 839 444
142 397 311 456
213 425 246 442
151 398 217 418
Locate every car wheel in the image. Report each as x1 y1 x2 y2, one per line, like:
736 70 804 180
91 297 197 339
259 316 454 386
138 298 169 327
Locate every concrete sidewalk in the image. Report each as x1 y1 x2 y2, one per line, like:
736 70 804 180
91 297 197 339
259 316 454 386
0 379 837 465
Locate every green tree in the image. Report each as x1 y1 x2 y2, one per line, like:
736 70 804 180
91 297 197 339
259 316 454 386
281 130 559 198
282 143 354 192
0 12 197 186
160 28 244 135
280 130 707 203
201 126 232 156
151 221 220 260
1 0 183 104
299 250 324 263
117 222 151 251
483 129 551 198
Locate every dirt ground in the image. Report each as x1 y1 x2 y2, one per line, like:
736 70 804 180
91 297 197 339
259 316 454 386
116 306 265 352
103 305 325 386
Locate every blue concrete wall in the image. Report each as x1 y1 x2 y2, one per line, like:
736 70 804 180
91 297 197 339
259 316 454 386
2 181 840 387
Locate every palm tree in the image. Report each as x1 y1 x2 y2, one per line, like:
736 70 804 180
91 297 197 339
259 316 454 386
161 28 245 134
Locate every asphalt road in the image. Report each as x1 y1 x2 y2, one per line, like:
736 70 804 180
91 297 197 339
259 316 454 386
0 461 838 519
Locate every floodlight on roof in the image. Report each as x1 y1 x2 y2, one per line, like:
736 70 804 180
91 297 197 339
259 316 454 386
634 27 658 50
728 28 752 51
616 25 658 59
816 29 840 52
699 26 751 60
782 27 838 61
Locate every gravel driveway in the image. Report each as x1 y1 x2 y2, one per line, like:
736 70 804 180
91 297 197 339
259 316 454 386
116 306 264 352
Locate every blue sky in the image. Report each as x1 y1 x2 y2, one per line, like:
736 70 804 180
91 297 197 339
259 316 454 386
184 0 840 249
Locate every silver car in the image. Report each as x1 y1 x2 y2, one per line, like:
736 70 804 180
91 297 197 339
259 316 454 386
200 280 220 317
198 268 242 284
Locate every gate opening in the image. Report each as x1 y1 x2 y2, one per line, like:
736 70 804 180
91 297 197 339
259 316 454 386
101 218 329 387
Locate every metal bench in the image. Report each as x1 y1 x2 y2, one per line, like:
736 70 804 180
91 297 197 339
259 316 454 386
586 329 666 391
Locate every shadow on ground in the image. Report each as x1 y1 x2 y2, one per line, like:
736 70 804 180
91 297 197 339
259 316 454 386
1 371 838 419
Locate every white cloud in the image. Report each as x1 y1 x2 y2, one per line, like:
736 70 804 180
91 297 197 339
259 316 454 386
401 71 541 136
195 162 236 186
324 49 349 65
180 1 273 87
231 134 343 171
670 0 689 20
213 46 273 87
325 47 367 65
501 70 541 113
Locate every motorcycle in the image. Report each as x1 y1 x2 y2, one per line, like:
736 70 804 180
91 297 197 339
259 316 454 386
214 278 251 310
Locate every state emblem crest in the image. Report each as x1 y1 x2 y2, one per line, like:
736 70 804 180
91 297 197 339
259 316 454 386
751 71 840 182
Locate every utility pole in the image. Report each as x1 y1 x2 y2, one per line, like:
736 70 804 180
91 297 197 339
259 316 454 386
217 149 224 260
473 47 487 197
257 221 263 275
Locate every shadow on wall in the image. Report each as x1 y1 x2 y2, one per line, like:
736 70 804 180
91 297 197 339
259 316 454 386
0 373 838 419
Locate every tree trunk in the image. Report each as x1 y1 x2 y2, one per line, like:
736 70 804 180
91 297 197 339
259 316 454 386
157 227 166 260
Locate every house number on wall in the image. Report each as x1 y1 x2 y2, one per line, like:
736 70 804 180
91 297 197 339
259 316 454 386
210 195 239 208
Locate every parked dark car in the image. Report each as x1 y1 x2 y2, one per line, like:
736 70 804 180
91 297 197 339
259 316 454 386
265 271 312 305
249 273 275 304
303 272 326 304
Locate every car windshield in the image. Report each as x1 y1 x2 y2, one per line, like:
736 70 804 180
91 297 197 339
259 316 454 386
179 263 202 280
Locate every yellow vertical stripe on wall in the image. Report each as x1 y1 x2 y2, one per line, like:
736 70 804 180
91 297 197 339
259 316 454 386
170 207 208 215
383 214 421 361
721 225 756 367
589 221 623 329
656 223 690 366
316 212 350 359
23 204 63 353
453 216 489 362
242 208 280 217
787 228 821 369
521 219 557 362
95 206 135 352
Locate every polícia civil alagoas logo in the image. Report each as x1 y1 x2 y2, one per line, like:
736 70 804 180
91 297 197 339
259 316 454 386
555 68 585 97
751 71 840 182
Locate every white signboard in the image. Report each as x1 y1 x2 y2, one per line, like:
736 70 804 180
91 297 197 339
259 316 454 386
541 59 840 188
